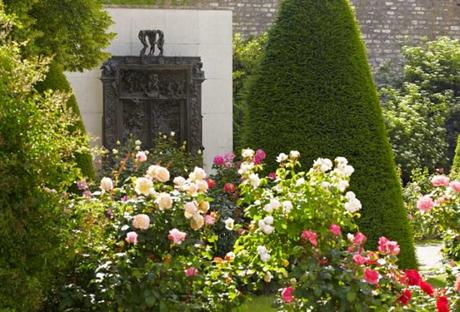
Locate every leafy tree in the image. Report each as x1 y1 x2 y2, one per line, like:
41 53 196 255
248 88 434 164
243 0 416 267
0 8 89 310
451 135 460 179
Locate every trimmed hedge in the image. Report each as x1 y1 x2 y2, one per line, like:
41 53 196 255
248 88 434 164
36 61 96 180
243 0 416 268
451 135 460 179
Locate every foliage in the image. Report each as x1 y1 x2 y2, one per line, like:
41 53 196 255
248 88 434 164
451 135 460 179
415 174 460 261
381 83 451 180
4 0 114 71
35 60 95 180
233 33 267 151
403 169 443 241
242 0 416 268
0 11 89 311
378 38 460 174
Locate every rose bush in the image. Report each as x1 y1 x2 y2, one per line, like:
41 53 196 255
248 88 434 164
415 174 460 260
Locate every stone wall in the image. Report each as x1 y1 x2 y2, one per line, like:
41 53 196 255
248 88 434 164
126 0 460 67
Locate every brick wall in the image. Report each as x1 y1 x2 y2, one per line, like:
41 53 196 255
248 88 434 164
129 0 460 67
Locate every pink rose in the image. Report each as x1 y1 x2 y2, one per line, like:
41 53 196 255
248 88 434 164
184 267 199 277
267 172 277 180
136 151 147 162
125 231 138 245
431 175 450 187
213 155 225 166
329 224 342 237
168 228 187 245
301 230 318 247
281 286 294 303
353 232 367 245
378 236 400 256
205 214 216 225
455 275 460 292
417 195 434 212
352 253 368 265
450 181 460 193
254 149 266 164
364 268 379 285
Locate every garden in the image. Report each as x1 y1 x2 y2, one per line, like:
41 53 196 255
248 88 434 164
1 0 460 311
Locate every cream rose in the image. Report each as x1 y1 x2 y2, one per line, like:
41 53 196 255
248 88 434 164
147 165 170 182
156 192 173 210
132 214 150 230
100 177 114 192
184 202 198 219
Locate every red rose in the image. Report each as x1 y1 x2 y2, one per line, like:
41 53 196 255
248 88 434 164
364 268 379 285
207 178 216 189
399 289 412 305
223 183 236 193
420 280 434 296
404 269 422 286
436 295 449 312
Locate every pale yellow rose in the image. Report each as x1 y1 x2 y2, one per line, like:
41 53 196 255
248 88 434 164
198 201 210 214
191 213 204 230
132 214 150 230
156 192 173 210
196 180 208 193
147 165 170 182
186 183 198 197
184 202 198 219
135 177 153 196
189 167 207 181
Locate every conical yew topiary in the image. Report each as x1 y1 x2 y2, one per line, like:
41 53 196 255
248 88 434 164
451 135 460 179
36 61 96 180
243 0 416 267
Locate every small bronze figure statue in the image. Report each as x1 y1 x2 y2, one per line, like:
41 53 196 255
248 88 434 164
138 29 165 57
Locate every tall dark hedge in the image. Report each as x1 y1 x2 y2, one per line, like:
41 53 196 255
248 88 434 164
36 61 96 180
451 135 460 179
243 0 416 268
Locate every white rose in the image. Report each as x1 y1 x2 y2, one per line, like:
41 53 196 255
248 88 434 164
289 150 300 159
135 177 153 196
296 178 305 186
224 218 235 230
238 162 254 175
132 214 150 230
257 245 267 255
248 173 261 188
282 201 293 214
262 224 274 235
173 176 186 187
270 199 281 210
335 157 348 166
135 140 142 146
337 180 349 192
276 153 288 163
347 233 355 242
345 191 357 200
260 253 271 263
321 181 331 189
156 192 173 210
313 158 333 172
135 151 147 162
335 165 355 177
241 148 255 159
345 197 362 213
100 177 114 192
264 203 273 213
263 216 274 225
184 202 198 219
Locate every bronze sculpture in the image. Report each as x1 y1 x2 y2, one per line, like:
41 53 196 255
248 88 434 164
138 29 165 57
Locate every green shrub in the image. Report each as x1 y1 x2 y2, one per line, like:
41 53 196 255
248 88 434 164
381 83 451 180
0 12 89 311
243 0 416 268
233 33 267 151
36 61 95 180
451 135 460 179
378 38 460 173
